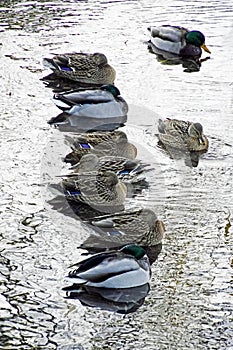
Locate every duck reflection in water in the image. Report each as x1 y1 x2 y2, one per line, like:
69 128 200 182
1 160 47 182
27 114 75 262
47 112 126 133
158 142 204 167
63 283 150 314
148 42 210 72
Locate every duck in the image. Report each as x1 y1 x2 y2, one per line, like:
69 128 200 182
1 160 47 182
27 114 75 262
68 153 149 181
64 131 137 165
52 84 127 112
47 84 128 128
43 52 116 84
67 153 150 196
65 130 128 148
81 208 165 250
67 244 151 288
62 169 127 213
148 25 211 58
158 118 209 152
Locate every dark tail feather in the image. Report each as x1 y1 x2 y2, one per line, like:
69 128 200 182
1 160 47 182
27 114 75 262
47 112 67 125
43 58 60 71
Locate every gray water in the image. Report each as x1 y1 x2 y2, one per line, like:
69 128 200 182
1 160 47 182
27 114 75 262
0 0 233 349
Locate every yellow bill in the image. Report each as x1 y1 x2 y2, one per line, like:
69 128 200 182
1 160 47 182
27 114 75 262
201 43 211 54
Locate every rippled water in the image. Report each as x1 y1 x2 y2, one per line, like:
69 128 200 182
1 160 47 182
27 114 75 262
0 0 232 349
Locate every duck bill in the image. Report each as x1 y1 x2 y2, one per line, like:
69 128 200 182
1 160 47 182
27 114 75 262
201 44 211 54
199 136 206 145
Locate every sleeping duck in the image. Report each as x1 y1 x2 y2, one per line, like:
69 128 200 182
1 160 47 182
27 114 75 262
80 207 165 254
67 244 151 288
148 25 211 58
68 153 148 181
43 52 116 84
48 84 128 128
62 169 127 213
64 131 137 164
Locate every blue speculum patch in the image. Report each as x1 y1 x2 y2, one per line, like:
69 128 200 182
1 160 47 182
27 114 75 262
80 143 92 149
61 67 72 71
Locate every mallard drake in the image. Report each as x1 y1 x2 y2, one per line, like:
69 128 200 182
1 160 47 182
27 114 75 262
67 244 151 288
81 208 165 249
148 25 211 58
158 118 209 152
64 131 137 164
48 84 128 128
62 169 127 213
43 52 116 84
52 84 127 112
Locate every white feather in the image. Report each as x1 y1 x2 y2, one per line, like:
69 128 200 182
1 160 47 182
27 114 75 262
67 101 126 120
85 268 150 288
150 37 182 54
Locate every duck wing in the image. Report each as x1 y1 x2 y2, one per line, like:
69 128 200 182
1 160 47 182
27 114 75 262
166 120 190 137
51 53 94 70
65 131 127 148
97 157 139 173
159 118 190 136
66 100 126 118
90 208 150 235
149 25 188 42
53 90 114 109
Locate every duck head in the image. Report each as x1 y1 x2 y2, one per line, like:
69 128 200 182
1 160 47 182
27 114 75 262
185 31 211 53
121 245 147 260
92 52 108 65
100 84 121 97
188 122 206 145
100 170 120 186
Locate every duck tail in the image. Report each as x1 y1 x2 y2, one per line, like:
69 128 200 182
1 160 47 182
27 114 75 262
147 26 160 37
43 56 72 72
43 58 60 71
52 94 72 110
158 118 166 133
47 112 68 126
